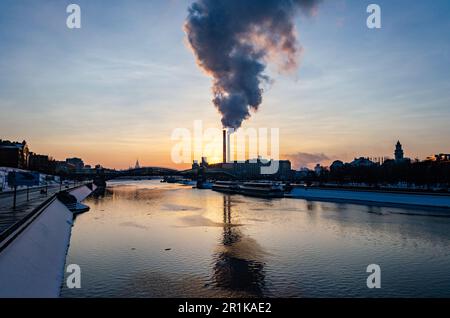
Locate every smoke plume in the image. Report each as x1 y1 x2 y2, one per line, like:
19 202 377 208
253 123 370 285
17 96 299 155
185 0 320 129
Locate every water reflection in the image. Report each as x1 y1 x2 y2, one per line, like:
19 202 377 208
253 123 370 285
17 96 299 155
61 180 450 298
211 195 266 297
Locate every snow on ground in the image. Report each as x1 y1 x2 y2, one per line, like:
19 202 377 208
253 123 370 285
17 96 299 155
0 182 95 297
0 167 60 192
290 187 450 209
69 185 93 202
0 199 73 297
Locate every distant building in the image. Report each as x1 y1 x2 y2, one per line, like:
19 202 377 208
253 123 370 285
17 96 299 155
135 160 140 169
208 158 292 180
66 157 84 171
330 160 344 171
55 161 71 174
277 160 292 179
395 141 404 161
314 164 324 176
427 154 450 162
0 140 30 169
29 153 51 172
295 168 312 179
350 157 376 167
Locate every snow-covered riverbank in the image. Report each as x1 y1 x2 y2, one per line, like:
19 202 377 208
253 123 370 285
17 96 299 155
288 187 450 209
0 185 94 297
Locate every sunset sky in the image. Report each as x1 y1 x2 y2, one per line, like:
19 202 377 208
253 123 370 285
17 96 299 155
1 0 449 170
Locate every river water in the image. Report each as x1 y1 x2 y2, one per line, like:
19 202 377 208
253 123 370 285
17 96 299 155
61 180 450 298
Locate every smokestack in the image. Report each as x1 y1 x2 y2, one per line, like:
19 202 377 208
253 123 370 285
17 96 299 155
223 129 227 163
227 130 231 163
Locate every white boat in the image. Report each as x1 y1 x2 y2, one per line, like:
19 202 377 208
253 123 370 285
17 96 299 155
239 181 285 198
211 181 240 194
212 181 285 198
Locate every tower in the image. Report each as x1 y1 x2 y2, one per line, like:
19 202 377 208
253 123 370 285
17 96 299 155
227 130 231 163
223 130 227 163
222 129 232 163
394 141 404 161
135 159 140 169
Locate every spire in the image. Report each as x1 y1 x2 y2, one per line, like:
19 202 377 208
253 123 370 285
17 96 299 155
135 159 140 169
395 140 404 161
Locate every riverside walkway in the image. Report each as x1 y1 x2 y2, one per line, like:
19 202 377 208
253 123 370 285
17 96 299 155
0 182 95 297
0 183 82 237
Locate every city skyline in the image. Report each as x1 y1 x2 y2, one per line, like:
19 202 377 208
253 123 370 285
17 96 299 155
1 0 450 169
0 136 437 172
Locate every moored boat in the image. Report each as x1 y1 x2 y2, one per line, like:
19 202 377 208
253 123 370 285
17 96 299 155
212 181 285 198
239 181 285 198
211 181 240 194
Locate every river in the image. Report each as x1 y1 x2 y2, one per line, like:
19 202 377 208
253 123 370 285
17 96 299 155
61 179 450 297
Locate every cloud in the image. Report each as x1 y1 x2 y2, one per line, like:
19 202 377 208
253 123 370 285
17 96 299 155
285 152 330 169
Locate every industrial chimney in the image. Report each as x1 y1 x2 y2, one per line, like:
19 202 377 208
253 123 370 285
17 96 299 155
227 130 231 163
223 129 227 163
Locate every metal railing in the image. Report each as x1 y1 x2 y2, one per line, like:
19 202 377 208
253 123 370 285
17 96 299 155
0 182 92 253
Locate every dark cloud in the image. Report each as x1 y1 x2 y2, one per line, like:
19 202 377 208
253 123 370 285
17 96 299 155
286 152 330 169
185 0 321 129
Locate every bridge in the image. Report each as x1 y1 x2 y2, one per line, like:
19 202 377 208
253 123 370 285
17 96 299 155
115 166 179 178
65 166 180 181
65 166 238 182
179 167 238 180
